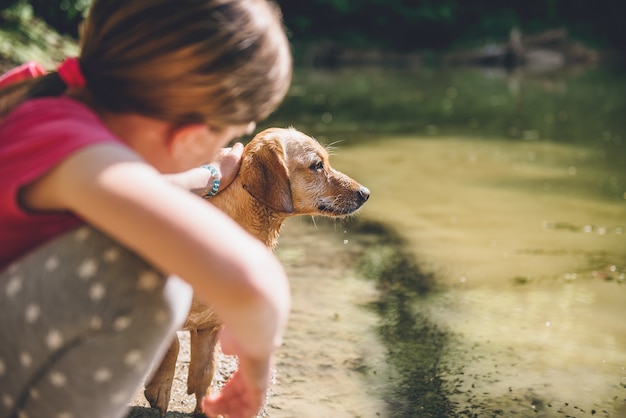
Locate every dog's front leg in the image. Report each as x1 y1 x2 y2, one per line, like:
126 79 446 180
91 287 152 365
188 326 221 415
145 335 180 417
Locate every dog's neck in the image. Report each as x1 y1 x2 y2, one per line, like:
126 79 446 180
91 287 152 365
209 178 286 250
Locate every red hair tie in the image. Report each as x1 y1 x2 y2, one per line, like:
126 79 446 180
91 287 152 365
57 57 86 88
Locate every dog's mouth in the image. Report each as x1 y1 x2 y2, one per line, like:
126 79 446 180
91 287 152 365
317 202 364 217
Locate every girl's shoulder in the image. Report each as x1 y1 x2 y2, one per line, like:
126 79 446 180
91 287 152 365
0 96 122 160
3 96 104 132
0 95 124 210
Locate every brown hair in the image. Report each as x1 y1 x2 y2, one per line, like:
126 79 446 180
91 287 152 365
1 0 292 127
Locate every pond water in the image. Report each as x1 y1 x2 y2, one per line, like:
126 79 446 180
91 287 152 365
265 66 626 417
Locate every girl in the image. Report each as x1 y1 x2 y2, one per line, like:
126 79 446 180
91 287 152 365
0 1 292 418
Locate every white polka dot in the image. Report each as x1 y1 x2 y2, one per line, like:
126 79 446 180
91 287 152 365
113 316 131 331
0 358 5 376
17 410 28 418
103 248 120 262
6 276 22 298
20 352 32 367
57 412 73 418
154 309 168 325
93 368 112 382
29 388 40 400
124 349 142 366
2 394 12 408
90 316 103 330
74 227 90 241
45 256 59 271
77 259 98 280
46 329 63 350
110 390 127 404
137 271 160 292
25 303 41 323
89 282 106 301
50 371 67 387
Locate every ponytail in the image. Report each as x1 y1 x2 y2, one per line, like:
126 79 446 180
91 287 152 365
0 62 65 119
0 66 66 120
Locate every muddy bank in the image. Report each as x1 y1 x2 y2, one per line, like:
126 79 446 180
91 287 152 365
126 216 463 418
127 216 455 418
128 217 388 418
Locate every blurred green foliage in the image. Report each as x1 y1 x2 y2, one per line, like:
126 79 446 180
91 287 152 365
276 0 624 53
0 0 78 69
0 0 89 36
1 0 624 54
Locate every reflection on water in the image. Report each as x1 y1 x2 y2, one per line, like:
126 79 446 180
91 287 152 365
265 67 626 417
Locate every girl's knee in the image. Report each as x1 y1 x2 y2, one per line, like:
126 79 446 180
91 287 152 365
74 227 193 336
1 224 193 351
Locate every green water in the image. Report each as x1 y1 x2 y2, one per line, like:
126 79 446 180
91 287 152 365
267 66 626 417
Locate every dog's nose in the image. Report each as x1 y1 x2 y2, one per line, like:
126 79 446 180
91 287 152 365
357 186 370 202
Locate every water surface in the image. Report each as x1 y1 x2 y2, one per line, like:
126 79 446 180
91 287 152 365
266 66 626 417
333 137 625 417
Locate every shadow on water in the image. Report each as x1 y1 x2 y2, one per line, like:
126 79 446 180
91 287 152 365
350 217 624 418
353 220 457 418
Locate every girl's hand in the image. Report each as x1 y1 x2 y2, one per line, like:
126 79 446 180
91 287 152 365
210 142 244 190
202 328 273 418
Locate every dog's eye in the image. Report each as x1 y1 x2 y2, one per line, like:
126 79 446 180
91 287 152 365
309 161 324 171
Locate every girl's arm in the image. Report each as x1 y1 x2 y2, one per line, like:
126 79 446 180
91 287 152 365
22 142 290 416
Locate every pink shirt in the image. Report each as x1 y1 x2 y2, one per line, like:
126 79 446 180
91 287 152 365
0 96 123 270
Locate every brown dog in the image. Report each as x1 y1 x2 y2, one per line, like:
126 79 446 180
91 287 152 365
144 127 370 416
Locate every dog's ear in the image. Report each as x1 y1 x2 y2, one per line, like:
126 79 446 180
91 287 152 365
241 138 294 213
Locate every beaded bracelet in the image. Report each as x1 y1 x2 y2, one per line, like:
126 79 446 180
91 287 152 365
200 164 221 199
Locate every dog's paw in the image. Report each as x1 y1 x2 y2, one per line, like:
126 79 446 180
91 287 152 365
144 382 172 418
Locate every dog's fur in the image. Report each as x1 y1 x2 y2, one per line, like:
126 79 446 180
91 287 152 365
144 127 370 416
